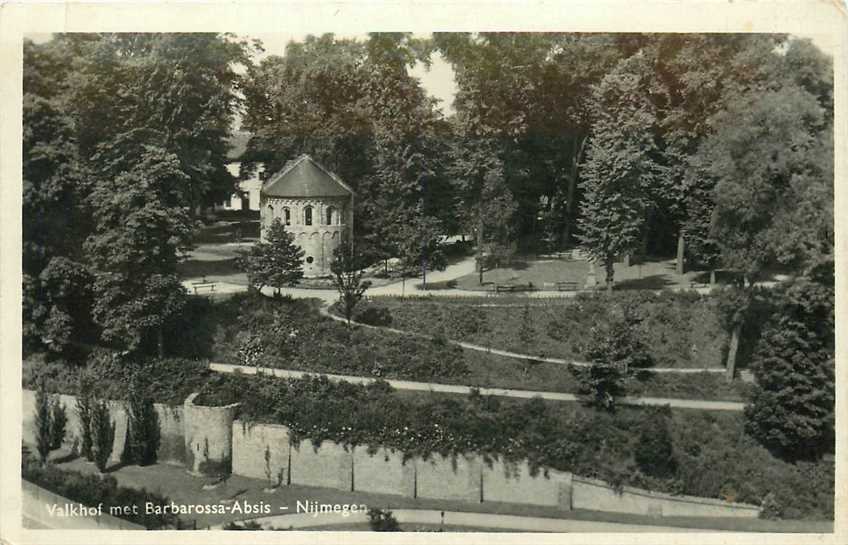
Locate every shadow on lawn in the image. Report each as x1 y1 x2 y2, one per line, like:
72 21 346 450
178 258 239 278
615 274 675 290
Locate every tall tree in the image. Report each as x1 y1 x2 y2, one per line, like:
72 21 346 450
694 84 831 283
744 279 834 460
236 218 305 293
85 143 193 356
577 55 665 292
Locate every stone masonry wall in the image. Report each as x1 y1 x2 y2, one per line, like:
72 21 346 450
23 391 761 518
571 477 761 518
183 393 239 474
415 454 482 503
483 459 572 509
289 438 353 491
351 446 415 497
231 421 291 485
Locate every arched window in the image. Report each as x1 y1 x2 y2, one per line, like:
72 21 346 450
283 207 291 226
266 204 274 226
304 205 313 226
325 206 337 225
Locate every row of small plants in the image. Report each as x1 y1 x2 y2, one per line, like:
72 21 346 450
24 354 833 520
27 360 170 473
355 290 728 369
22 447 176 529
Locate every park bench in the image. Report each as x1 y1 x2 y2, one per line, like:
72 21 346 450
191 279 217 294
497 283 536 293
555 281 579 292
495 283 519 293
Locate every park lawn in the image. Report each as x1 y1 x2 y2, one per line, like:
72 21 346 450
362 292 729 370
453 256 705 292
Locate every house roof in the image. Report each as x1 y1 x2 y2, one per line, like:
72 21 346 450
262 155 354 198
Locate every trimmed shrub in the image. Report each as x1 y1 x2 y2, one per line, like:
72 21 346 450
34 384 53 462
90 399 115 473
75 373 96 461
124 378 161 466
368 508 401 532
49 399 67 451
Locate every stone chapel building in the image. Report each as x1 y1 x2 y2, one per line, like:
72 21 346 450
260 155 354 277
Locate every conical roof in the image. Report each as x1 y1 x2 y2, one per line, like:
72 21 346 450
262 155 353 198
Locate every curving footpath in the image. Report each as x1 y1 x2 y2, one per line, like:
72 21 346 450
318 306 725 374
213 508 717 532
209 362 745 412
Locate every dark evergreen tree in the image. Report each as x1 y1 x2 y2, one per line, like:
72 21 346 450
34 382 53 463
236 218 304 293
124 373 161 466
570 306 652 411
91 399 115 473
744 279 834 460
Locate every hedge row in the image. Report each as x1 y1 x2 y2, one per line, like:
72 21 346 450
196 372 833 520
22 447 178 529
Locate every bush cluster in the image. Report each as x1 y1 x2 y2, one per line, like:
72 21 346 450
22 447 177 529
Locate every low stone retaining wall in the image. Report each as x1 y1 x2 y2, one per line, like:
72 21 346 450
571 476 761 518
23 389 761 518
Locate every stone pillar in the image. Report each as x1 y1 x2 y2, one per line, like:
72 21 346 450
183 393 239 476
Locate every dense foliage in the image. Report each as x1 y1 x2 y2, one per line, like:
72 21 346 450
23 34 256 359
235 218 304 292
570 306 653 410
196 373 832 519
22 447 177 529
744 279 835 460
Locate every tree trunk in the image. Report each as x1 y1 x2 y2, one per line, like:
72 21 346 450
477 209 485 285
562 136 587 247
157 327 164 358
725 323 741 381
676 233 685 275
421 258 427 290
605 259 614 294
710 269 716 286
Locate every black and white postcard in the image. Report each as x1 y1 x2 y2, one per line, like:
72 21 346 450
1 1 845 544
